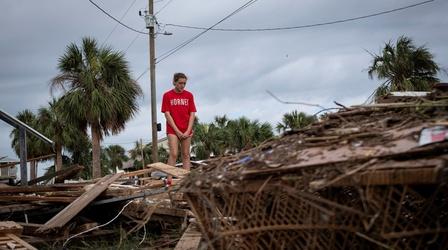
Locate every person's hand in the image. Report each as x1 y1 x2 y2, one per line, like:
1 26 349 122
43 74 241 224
175 131 184 139
183 131 193 138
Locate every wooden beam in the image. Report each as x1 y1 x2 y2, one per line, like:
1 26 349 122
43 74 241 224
0 234 37 250
174 223 202 250
153 207 189 218
91 187 167 206
0 195 75 203
146 162 190 178
0 221 23 235
0 204 43 215
0 185 81 194
28 165 83 185
122 168 153 178
37 173 123 232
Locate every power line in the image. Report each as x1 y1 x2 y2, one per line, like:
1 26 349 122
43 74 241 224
124 29 145 53
136 68 149 81
155 0 175 15
102 0 139 45
162 0 435 32
156 0 258 64
88 0 149 35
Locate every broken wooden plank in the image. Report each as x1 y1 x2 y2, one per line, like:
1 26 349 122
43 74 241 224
92 187 167 205
28 165 83 185
122 168 153 178
0 234 37 250
0 221 23 235
16 223 43 236
0 204 43 215
153 207 189 218
174 223 202 250
37 173 123 232
0 185 82 194
146 162 190 178
0 195 75 203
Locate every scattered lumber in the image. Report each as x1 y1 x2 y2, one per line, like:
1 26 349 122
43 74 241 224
37 173 123 232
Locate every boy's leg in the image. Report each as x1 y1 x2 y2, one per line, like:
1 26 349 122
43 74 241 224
180 136 192 171
167 134 179 184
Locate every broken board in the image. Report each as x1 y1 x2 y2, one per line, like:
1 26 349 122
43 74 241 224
0 221 23 235
0 234 37 250
37 173 123 232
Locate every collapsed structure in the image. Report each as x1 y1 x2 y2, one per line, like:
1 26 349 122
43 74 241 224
0 163 194 249
182 88 448 249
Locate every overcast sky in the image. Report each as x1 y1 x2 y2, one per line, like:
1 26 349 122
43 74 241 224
1 0 447 162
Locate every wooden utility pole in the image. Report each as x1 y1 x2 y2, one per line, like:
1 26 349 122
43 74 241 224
148 0 159 163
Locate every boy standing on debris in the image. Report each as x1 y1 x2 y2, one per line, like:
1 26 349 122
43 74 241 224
161 72 196 185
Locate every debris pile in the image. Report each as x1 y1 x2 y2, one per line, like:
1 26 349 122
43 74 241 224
0 163 196 249
182 91 448 249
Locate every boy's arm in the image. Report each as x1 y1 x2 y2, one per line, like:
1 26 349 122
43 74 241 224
185 112 196 136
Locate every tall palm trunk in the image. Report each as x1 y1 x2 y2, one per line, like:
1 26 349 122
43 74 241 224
91 125 101 179
55 143 63 172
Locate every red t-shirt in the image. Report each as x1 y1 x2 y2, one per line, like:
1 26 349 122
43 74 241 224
161 89 197 135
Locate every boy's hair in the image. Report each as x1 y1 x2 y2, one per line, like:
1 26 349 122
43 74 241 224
173 72 187 83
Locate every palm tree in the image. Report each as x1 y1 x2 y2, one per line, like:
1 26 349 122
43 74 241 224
129 140 145 168
10 110 50 179
51 37 142 179
226 117 273 153
38 98 82 172
129 141 169 169
104 145 128 173
214 115 229 129
67 131 92 178
192 122 222 159
276 110 316 133
368 36 440 98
